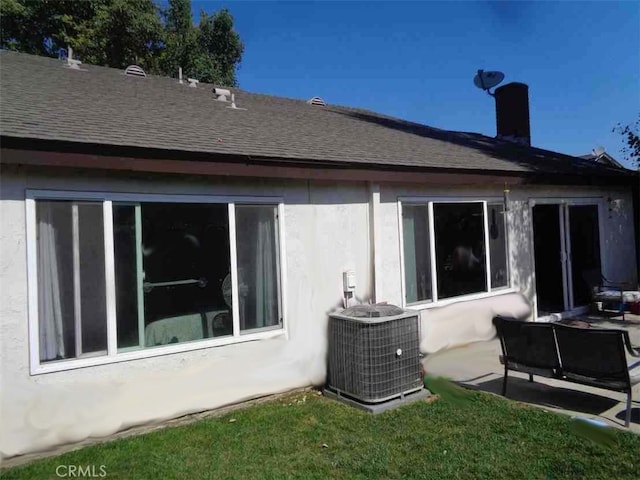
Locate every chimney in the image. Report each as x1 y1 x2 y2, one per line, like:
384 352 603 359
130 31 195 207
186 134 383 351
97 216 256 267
495 82 530 146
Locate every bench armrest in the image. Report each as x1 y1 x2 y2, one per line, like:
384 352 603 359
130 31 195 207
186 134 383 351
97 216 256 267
623 334 640 357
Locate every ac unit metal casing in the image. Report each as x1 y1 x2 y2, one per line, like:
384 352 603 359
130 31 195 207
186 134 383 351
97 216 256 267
327 305 422 404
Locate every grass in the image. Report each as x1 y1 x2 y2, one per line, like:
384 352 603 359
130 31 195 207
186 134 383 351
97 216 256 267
4 389 640 480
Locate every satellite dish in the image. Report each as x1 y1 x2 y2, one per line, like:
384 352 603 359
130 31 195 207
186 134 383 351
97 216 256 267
473 70 505 95
592 146 605 156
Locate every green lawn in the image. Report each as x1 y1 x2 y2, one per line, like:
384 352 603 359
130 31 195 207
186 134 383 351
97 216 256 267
4 389 640 480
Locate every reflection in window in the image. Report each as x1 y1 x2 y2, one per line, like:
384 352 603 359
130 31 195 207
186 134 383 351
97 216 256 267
114 203 232 349
434 203 487 299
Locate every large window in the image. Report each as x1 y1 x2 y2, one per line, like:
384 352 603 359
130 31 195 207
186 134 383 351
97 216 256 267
29 192 284 371
401 200 509 305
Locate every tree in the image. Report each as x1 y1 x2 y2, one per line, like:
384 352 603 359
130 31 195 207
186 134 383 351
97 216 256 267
0 0 163 70
0 0 104 56
614 115 640 169
194 8 244 86
160 2 244 86
160 0 197 79
0 0 244 86
87 0 164 70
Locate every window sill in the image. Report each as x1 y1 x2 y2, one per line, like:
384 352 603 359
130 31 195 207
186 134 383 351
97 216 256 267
405 288 515 311
30 328 287 375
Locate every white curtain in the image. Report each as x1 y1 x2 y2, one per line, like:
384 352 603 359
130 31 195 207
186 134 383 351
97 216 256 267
37 203 65 361
254 210 277 328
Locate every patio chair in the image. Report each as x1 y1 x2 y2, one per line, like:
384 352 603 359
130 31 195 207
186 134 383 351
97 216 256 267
581 269 639 321
554 324 640 427
493 316 560 396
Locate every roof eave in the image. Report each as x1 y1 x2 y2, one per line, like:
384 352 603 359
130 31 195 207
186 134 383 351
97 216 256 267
0 135 635 187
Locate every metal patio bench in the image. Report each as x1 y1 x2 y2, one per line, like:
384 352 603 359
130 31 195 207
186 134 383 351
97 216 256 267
494 315 640 427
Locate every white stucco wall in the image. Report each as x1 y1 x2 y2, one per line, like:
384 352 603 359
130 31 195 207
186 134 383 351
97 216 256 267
0 168 373 459
0 166 636 459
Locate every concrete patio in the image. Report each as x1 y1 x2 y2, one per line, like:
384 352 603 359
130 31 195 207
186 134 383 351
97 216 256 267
423 313 640 432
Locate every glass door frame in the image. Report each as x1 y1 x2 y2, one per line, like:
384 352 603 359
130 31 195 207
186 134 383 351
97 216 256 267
529 197 605 320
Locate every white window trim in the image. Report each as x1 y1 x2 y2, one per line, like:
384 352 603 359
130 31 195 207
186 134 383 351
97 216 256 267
398 196 512 310
30 329 287 374
405 288 516 311
104 200 117 357
26 190 288 375
228 203 241 338
277 203 289 340
428 202 438 303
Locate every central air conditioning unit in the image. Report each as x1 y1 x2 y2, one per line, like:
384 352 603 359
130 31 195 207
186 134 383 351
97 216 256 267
326 304 425 410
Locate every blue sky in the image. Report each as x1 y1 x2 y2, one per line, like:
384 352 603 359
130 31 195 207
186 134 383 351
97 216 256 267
192 1 639 168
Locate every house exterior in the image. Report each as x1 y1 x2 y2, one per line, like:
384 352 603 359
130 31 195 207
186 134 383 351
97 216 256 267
0 51 637 459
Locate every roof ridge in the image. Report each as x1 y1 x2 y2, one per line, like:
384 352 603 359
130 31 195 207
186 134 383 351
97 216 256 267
0 49 240 89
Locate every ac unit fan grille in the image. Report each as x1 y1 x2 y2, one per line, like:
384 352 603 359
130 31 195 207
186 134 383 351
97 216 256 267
327 313 422 403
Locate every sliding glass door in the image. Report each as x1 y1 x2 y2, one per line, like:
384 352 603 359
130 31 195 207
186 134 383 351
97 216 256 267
532 201 602 318
567 205 602 309
532 204 565 316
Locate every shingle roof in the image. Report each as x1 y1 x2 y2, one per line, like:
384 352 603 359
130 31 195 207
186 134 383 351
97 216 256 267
0 51 630 177
579 152 625 169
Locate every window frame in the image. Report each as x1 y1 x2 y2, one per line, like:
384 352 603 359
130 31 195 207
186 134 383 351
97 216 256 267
26 190 288 375
398 196 513 310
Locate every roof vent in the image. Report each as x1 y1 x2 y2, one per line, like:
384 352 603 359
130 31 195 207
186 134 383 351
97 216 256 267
307 96 326 107
64 46 82 70
213 88 231 101
187 78 199 88
124 65 146 78
227 93 246 111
